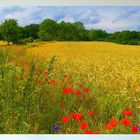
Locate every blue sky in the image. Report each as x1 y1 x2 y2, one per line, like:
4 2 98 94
0 6 140 32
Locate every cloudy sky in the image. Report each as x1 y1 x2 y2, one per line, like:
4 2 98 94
0 6 140 32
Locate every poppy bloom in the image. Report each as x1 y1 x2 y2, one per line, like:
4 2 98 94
110 118 118 127
62 116 70 123
123 110 133 116
84 88 90 92
70 112 76 119
121 118 131 126
53 125 60 131
84 130 94 134
67 81 72 85
76 113 82 122
43 71 48 77
80 122 88 130
16 77 19 81
62 88 73 94
88 111 94 117
105 123 113 130
64 74 69 78
76 90 82 95
79 84 83 88
48 80 57 85
131 126 138 134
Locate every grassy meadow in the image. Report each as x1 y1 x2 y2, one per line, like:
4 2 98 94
0 41 140 134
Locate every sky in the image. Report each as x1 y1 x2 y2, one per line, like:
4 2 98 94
0 6 140 32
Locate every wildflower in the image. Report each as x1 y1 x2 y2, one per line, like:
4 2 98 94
62 88 73 94
76 113 82 122
79 84 83 88
48 80 57 85
84 88 90 92
67 81 72 85
62 116 70 123
76 90 82 95
105 123 113 130
84 130 94 134
131 126 138 134
123 109 133 116
70 112 76 119
64 74 69 78
121 118 130 126
80 122 88 130
53 125 60 131
43 71 48 77
110 118 118 127
16 77 19 81
88 111 94 117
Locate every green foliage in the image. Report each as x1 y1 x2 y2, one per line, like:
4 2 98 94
20 24 39 39
88 29 108 41
0 19 20 45
0 18 140 45
39 19 58 41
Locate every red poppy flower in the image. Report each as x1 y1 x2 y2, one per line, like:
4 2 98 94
43 71 48 77
16 77 19 81
48 80 57 85
80 122 88 130
84 88 90 92
105 123 113 130
62 88 73 94
79 84 83 88
67 81 72 85
131 125 138 134
76 113 82 122
84 130 94 134
64 74 69 78
76 90 82 95
110 118 118 127
88 111 94 117
62 116 70 123
123 110 133 116
70 112 76 119
121 118 131 126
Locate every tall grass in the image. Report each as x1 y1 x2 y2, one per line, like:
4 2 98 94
0 43 140 134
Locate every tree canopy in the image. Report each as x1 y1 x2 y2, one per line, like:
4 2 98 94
0 18 140 45
0 19 20 45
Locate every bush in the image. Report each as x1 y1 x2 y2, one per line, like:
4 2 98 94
24 37 34 43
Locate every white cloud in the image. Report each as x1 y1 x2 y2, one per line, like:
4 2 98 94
0 6 140 32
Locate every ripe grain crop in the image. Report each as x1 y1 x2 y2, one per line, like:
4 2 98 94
0 41 140 134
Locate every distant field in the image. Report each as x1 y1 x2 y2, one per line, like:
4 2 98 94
0 41 140 134
28 41 140 92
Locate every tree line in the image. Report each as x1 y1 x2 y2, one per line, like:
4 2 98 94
0 19 140 45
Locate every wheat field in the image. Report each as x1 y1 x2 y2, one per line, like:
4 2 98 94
0 41 140 134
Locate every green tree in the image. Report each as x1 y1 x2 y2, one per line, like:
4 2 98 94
22 24 39 39
88 29 108 41
39 19 58 41
0 19 20 45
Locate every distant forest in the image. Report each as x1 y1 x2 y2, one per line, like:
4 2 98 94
0 19 140 45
